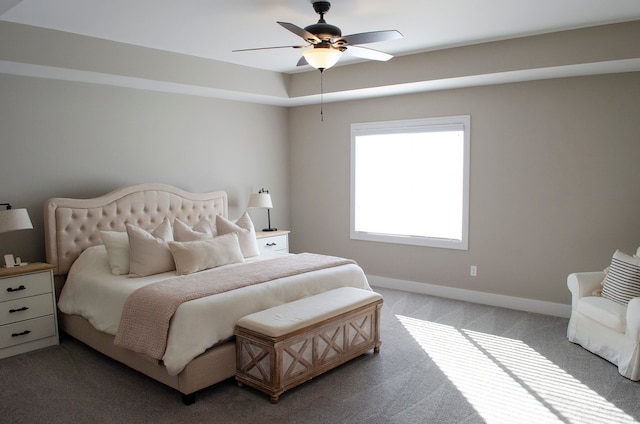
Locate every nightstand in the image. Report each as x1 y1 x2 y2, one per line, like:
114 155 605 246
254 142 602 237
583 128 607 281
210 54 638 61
0 262 58 359
256 230 290 253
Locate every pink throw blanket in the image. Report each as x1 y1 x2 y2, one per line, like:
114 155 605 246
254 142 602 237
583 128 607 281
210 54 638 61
114 253 356 360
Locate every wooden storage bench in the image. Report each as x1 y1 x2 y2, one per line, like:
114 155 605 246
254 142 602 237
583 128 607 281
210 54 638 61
235 287 383 403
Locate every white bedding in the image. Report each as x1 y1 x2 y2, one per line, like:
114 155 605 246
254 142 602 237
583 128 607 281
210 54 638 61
58 245 371 376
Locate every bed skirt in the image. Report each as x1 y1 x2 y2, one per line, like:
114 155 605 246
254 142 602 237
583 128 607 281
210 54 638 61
59 312 236 402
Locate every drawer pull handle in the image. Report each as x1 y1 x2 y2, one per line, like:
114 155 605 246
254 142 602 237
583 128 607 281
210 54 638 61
12 330 31 337
266 243 277 247
9 306 29 313
6 285 26 293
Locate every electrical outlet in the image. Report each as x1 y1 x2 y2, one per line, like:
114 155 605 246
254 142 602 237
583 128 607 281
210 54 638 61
470 265 477 277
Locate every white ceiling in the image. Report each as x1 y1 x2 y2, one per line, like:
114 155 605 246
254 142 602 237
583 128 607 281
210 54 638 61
2 0 640 74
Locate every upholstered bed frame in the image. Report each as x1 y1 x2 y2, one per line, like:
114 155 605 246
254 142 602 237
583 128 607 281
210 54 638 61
44 183 234 404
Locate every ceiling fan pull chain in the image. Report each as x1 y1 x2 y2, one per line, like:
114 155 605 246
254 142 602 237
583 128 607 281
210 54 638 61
320 69 324 121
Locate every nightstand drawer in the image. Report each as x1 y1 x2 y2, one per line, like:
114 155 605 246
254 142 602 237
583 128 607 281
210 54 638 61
0 271 52 302
1 293 55 325
0 315 57 349
257 234 289 252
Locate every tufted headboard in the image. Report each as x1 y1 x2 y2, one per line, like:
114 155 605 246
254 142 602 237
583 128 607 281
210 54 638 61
44 183 228 277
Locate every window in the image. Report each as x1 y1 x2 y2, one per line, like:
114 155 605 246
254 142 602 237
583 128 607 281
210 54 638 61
350 115 470 250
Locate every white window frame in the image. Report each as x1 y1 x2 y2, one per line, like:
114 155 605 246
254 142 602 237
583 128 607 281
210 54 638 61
350 115 470 250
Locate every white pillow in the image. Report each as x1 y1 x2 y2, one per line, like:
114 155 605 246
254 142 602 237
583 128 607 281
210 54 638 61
126 218 175 277
216 211 260 258
169 233 244 275
173 218 215 241
100 231 130 275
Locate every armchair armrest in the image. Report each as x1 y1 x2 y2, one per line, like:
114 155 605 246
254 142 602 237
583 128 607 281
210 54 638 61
627 297 640 341
567 271 606 310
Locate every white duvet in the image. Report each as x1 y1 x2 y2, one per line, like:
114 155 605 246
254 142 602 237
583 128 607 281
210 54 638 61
57 245 371 376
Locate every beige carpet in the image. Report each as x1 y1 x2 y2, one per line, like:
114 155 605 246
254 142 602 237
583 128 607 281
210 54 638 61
1 287 639 423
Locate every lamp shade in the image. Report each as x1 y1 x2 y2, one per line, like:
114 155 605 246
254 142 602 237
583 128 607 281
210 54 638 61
248 193 273 209
0 208 33 233
302 46 343 70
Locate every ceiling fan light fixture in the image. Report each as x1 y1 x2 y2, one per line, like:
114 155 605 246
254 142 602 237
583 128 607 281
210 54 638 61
302 46 343 70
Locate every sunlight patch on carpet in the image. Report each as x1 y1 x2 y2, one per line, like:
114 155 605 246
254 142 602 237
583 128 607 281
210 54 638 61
397 314 637 424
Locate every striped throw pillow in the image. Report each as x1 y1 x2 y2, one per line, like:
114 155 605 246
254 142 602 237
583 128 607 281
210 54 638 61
601 250 640 306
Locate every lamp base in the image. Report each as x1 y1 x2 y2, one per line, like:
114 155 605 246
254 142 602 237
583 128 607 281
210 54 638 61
262 228 278 232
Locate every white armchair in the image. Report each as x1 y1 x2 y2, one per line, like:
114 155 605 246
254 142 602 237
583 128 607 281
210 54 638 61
567 247 640 380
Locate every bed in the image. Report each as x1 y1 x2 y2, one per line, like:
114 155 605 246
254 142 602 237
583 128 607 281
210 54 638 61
44 183 372 404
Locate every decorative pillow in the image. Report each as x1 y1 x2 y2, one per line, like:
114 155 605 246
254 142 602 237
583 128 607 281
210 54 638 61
126 218 175 277
100 231 130 275
216 212 260 258
601 250 640 306
173 218 215 241
169 233 244 275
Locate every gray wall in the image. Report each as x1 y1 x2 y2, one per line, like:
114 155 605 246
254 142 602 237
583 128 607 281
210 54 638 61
3 70 639 307
288 72 640 305
0 73 289 263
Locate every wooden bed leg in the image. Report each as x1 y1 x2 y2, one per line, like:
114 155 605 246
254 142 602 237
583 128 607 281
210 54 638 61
182 393 196 405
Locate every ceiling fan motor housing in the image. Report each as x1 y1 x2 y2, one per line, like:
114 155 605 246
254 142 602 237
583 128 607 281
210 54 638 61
305 22 341 40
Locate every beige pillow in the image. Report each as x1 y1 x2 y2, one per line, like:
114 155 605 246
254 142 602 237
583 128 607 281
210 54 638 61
216 211 260 258
126 218 175 277
169 233 244 275
173 218 215 241
100 231 130 275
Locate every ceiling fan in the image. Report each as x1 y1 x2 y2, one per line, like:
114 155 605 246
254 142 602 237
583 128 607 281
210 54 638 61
233 0 403 72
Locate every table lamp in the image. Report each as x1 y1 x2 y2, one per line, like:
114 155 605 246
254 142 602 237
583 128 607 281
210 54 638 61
248 188 277 231
0 203 33 267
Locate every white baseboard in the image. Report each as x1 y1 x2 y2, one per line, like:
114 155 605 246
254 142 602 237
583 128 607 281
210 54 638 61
368 274 571 318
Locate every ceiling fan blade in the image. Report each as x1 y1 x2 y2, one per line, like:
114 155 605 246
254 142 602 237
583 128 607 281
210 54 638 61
345 45 394 62
233 45 308 52
339 30 403 46
277 21 321 44
296 56 309 67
